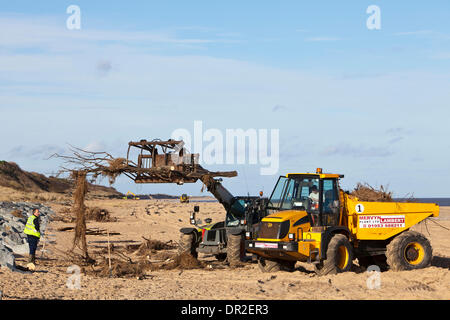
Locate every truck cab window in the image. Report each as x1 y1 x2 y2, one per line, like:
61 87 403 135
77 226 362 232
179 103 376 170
322 179 339 226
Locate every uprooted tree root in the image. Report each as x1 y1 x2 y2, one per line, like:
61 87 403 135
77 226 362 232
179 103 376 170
85 207 117 222
70 170 91 261
350 183 393 202
126 237 177 256
50 144 237 186
350 182 417 202
90 252 204 278
96 258 151 278
71 235 203 278
159 253 205 270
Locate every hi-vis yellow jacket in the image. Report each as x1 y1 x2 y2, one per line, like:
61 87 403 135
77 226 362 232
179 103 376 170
24 215 41 238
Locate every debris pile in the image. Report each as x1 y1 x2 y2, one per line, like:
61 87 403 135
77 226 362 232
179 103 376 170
161 253 204 270
53 206 116 223
0 202 54 269
96 258 151 279
86 237 202 278
51 140 237 186
350 183 393 202
85 207 116 222
127 237 176 256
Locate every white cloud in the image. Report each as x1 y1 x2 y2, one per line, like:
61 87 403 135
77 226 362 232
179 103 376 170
84 141 107 152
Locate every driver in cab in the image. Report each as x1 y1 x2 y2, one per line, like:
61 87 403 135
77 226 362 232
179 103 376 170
308 185 319 210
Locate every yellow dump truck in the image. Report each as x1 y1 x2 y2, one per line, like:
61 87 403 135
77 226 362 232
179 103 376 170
180 194 190 203
245 169 439 275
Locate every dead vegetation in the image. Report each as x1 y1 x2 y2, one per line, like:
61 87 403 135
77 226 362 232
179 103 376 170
350 183 393 202
53 206 116 223
50 143 237 186
85 207 116 222
73 237 203 278
161 253 205 270
349 182 416 202
71 170 91 261
50 147 135 184
126 237 177 256
47 142 235 273
96 258 151 279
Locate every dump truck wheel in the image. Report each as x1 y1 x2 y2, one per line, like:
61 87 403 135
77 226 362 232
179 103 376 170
178 233 198 259
227 233 243 266
386 231 432 271
315 234 353 276
258 257 281 272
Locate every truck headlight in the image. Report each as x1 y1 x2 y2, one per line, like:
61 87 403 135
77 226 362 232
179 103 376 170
288 233 295 241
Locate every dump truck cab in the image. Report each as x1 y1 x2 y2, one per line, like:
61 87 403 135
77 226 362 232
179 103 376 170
265 169 344 228
246 169 346 267
246 169 439 274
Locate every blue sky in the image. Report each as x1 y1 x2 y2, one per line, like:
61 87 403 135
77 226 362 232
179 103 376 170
1 1 450 197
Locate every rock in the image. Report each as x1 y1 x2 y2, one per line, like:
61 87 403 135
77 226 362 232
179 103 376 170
0 242 15 270
3 242 29 255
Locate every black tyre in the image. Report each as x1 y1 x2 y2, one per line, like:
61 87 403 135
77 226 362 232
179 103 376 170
315 234 353 276
227 233 243 266
258 257 281 272
178 233 198 258
386 231 432 271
